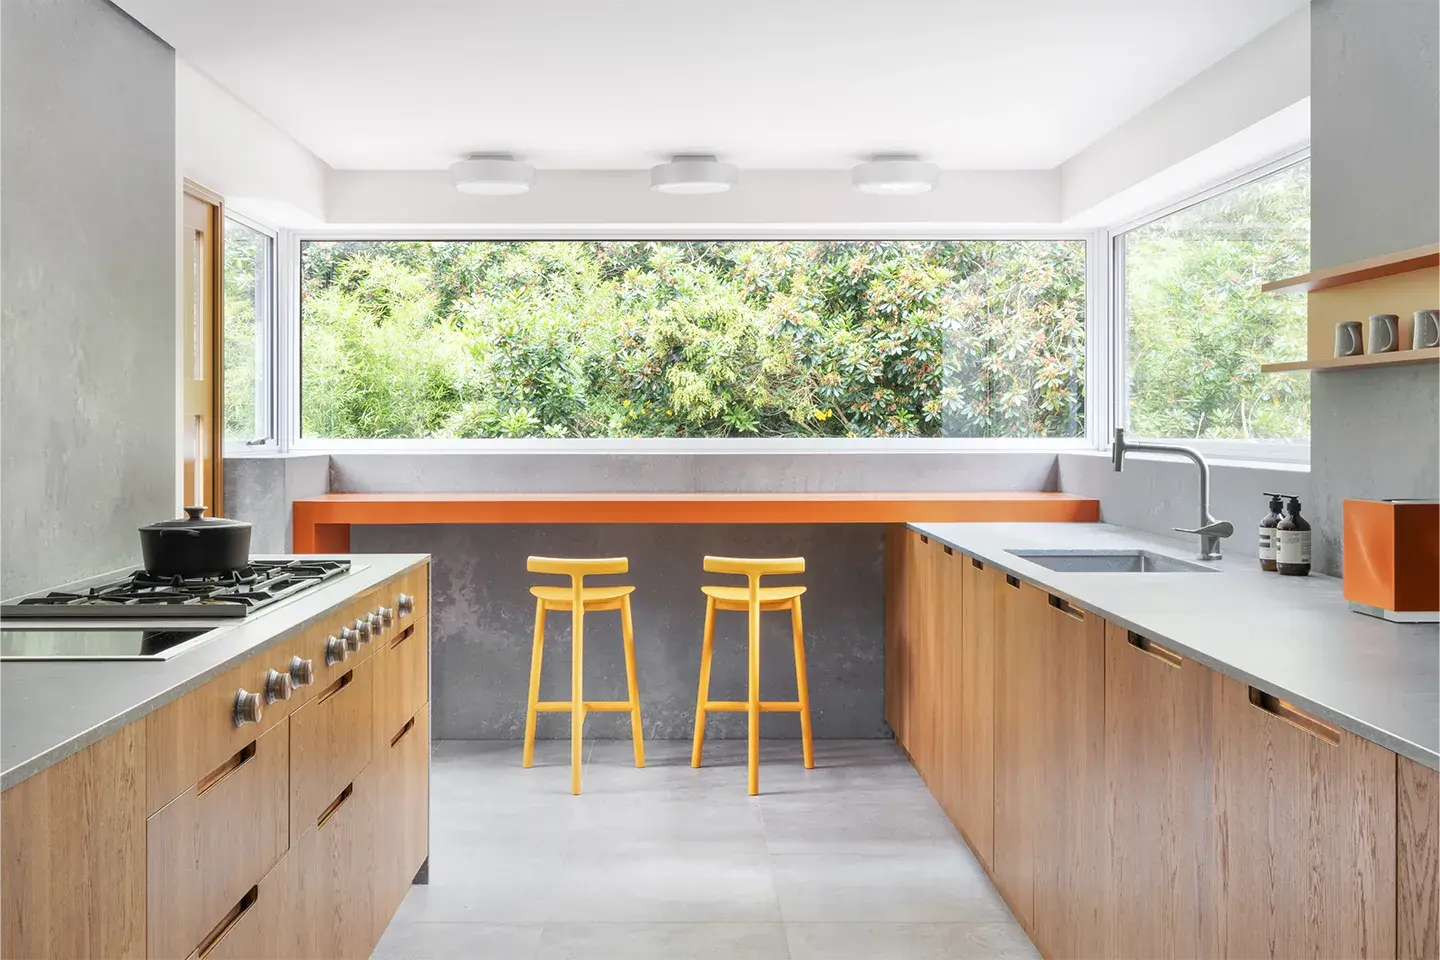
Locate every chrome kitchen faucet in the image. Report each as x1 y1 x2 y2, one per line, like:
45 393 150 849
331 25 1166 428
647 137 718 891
1111 427 1234 560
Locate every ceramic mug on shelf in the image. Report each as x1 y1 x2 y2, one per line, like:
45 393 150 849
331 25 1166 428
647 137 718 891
1369 314 1400 354
1414 309 1440 350
1335 320 1364 358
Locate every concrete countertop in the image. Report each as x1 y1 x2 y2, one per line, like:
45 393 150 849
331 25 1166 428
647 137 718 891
910 522 1439 771
0 553 429 791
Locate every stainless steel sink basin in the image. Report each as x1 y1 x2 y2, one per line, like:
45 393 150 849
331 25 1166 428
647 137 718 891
1006 549 1218 574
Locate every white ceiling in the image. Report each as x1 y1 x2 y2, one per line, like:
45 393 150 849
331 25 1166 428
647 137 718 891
119 0 1305 172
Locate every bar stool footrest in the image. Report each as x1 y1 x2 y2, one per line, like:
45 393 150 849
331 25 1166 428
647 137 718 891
703 700 805 712
535 700 638 712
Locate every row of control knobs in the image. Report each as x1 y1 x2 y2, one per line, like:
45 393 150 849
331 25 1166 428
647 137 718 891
233 593 414 727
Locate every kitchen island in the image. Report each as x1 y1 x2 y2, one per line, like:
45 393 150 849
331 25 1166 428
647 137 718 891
0 554 431 960
888 521 1439 960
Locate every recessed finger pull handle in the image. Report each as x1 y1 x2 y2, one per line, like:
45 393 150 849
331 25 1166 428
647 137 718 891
233 689 263 727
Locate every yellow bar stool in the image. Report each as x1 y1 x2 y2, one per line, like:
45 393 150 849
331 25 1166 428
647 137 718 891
522 556 645 795
690 556 814 796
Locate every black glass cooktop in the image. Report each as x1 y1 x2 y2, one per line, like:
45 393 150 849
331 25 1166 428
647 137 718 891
0 627 216 660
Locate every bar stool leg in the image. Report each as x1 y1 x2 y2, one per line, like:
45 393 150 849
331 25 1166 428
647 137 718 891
620 594 645 768
691 596 717 768
571 585 585 796
522 598 547 768
791 597 815 769
747 583 761 796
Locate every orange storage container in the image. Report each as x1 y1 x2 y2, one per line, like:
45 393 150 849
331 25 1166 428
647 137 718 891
1343 499 1439 621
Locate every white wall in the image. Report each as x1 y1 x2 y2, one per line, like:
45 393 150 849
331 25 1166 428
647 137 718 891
176 60 328 226
324 168 1061 227
1060 7 1310 225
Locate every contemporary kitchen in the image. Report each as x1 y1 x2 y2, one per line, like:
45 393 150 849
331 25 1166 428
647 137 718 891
1 2 1437 960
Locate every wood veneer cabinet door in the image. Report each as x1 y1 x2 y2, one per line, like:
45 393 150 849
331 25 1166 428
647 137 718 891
1399 755 1439 960
1031 592 1106 960
883 524 910 739
290 763 378 960
1214 674 1396 959
374 617 429 755
931 544 964 826
0 725 146 960
1103 623 1219 959
373 705 432 938
992 575 1043 929
290 657 374 830
907 534 937 777
956 555 996 871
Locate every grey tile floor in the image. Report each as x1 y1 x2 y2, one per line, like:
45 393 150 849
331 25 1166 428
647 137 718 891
372 739 1039 960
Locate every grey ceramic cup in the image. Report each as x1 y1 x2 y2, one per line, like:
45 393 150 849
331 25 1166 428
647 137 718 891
1414 309 1440 349
1335 320 1364 357
1369 314 1400 353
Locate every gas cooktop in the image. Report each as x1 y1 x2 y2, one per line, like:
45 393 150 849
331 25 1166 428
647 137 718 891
0 559 353 620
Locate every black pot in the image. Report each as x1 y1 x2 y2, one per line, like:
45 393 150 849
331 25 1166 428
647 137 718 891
139 506 252 577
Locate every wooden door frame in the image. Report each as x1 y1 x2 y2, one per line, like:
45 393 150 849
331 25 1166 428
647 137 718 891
182 178 225 517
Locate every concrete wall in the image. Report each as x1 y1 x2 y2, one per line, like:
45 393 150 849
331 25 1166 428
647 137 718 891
1308 0 1440 575
0 0 176 596
223 455 330 553
1057 451 1311 559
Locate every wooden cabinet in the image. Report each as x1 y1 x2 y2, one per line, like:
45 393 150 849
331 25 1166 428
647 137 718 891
1399 755 1440 960
0 725 146 960
883 524 916 744
189 852 286 960
1031 590 1106 960
147 719 290 960
374 616 430 754
290 657 374 831
992 574 1043 928
1214 673 1396 959
1103 623 1219 959
955 554 996 870
289 763 377 960
373 704 431 936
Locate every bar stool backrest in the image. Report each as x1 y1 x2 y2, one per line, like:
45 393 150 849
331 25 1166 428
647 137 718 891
702 556 806 582
527 556 630 581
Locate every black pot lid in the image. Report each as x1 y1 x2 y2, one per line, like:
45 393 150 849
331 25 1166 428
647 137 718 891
139 506 252 532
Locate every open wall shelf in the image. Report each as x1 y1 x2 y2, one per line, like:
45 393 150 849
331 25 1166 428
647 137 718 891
1260 348 1439 374
1262 244 1440 294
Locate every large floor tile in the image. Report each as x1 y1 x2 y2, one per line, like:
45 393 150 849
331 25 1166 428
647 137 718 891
551 847 782 922
760 797 961 855
370 921 543 960
785 922 1040 960
535 922 790 960
394 850 567 923
770 851 1013 923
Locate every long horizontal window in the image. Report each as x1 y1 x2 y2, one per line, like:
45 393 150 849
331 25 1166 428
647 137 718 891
299 240 1087 440
223 216 275 445
1119 158 1310 444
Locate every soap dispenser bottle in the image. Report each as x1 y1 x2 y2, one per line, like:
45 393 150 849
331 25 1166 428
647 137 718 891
1275 496 1312 577
1258 493 1285 572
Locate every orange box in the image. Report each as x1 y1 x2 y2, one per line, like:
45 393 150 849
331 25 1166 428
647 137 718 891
1343 499 1439 617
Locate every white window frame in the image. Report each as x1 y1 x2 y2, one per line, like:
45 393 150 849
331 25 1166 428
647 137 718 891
273 226 1106 454
222 211 279 452
1109 148 1312 464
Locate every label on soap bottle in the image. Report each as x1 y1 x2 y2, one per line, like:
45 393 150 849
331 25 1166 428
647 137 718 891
1258 526 1275 561
1276 529 1311 565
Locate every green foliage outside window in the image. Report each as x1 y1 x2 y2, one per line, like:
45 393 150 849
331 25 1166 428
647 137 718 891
299 239 1087 439
222 220 269 441
1124 159 1310 441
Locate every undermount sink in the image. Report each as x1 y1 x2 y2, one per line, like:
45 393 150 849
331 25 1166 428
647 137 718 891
1006 549 1218 574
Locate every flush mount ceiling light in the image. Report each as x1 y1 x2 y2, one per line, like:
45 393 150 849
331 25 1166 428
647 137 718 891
650 154 737 195
449 153 535 195
851 154 940 195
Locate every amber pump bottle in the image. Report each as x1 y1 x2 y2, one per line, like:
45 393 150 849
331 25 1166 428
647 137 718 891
1275 496 1312 577
1257 492 1285 572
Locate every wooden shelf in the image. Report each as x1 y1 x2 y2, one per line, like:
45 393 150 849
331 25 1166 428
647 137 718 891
1261 244 1440 293
1260 348 1439 373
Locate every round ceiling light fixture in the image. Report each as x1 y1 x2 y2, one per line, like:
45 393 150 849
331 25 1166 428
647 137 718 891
449 153 535 195
851 154 939 195
650 154 737 195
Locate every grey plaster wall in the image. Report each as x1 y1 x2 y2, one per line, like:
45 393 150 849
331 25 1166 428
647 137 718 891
1309 0 1440 575
1 0 176 596
223 454 330 553
1057 451 1311 559
351 522 887 741
328 450 1061 494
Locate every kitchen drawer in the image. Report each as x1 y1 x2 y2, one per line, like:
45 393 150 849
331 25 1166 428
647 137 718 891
185 850 286 960
290 657 374 830
147 719 289 960
291 764 378 960
373 704 430 934
374 615 429 750
389 564 429 630
145 640 299 816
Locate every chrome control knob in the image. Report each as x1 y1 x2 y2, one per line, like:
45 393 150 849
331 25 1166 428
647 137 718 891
366 611 382 634
353 618 371 643
396 593 414 616
290 655 315 687
265 668 293 704
379 606 394 626
340 626 360 652
326 634 349 665
233 689 263 727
